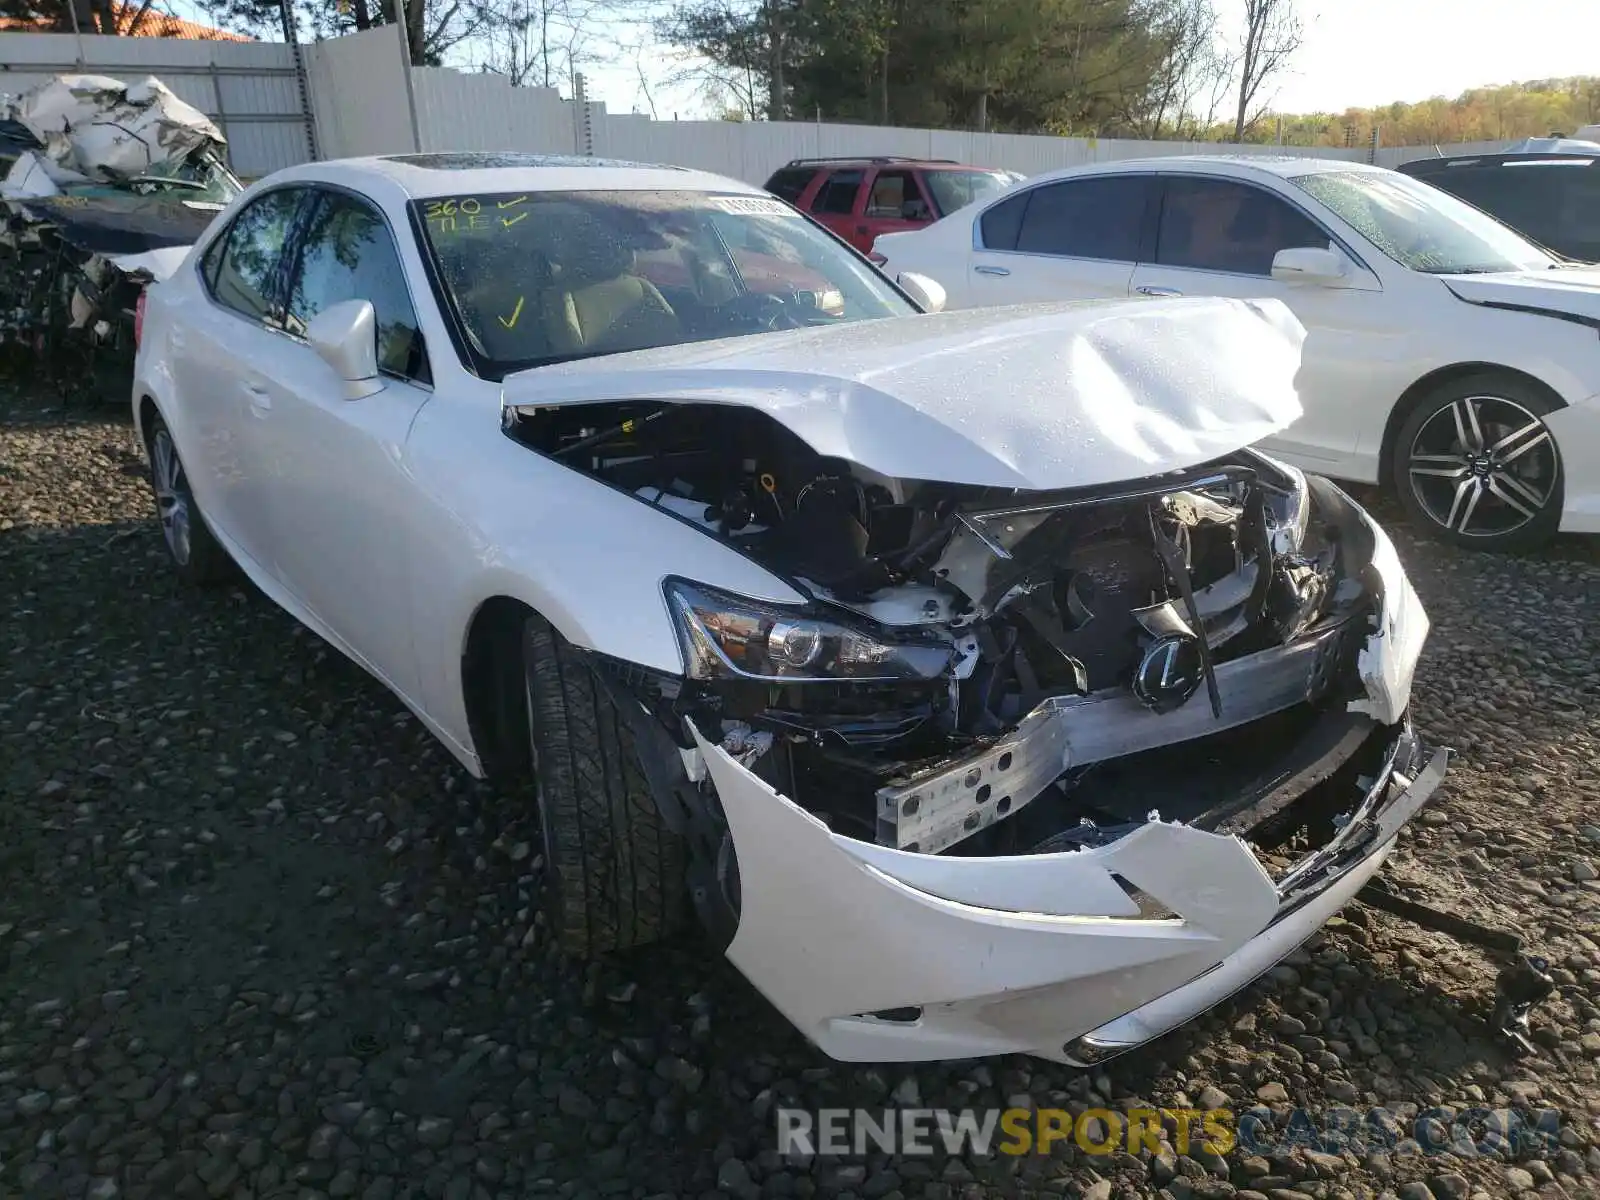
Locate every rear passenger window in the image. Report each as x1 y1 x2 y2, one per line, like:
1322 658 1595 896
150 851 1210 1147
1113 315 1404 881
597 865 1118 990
205 188 302 323
813 170 863 215
979 191 1030 250
1015 177 1149 261
765 168 815 204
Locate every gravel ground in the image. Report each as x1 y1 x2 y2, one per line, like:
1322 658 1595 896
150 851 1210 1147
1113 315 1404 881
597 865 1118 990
3 385 1599 1200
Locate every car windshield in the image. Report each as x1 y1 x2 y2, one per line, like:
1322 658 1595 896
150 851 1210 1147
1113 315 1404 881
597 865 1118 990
923 169 1022 216
1290 169 1555 274
413 189 916 376
127 153 243 204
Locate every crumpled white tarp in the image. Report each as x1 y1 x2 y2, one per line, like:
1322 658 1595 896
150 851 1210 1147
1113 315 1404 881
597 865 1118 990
107 245 191 284
6 73 226 183
2 150 62 199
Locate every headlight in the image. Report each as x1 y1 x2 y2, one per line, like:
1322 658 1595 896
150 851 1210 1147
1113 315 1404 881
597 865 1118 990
666 581 954 682
1250 451 1310 553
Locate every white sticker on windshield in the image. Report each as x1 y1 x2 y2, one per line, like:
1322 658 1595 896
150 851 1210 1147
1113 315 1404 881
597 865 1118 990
713 196 800 217
183 200 227 211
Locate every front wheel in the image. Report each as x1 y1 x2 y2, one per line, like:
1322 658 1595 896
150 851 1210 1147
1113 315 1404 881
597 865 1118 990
522 616 690 957
1392 375 1564 552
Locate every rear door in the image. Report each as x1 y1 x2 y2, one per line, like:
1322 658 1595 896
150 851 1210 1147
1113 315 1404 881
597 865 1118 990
176 185 306 575
858 167 937 251
968 174 1151 305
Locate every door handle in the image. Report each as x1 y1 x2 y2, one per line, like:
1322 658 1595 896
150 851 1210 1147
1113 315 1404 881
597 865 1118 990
974 265 1011 277
1136 285 1183 297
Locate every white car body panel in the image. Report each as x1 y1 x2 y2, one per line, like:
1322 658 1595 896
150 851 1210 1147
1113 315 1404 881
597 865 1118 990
875 155 1600 532
504 296 1307 492
133 154 1440 1065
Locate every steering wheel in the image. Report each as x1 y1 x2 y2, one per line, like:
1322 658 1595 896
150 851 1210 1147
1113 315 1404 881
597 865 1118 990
715 291 796 333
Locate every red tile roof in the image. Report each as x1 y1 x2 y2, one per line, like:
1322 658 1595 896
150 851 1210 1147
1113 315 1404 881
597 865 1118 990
0 6 254 40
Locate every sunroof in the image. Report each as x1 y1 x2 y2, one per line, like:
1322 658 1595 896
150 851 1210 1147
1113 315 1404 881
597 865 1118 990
380 152 683 171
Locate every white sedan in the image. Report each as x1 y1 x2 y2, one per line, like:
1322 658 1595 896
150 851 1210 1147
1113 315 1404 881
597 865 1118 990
875 155 1600 553
133 153 1440 1065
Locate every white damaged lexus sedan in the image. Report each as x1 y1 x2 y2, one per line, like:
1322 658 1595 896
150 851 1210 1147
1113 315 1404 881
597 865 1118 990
133 153 1442 1065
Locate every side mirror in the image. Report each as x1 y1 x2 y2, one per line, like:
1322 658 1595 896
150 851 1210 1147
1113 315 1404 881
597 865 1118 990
1271 246 1347 286
898 271 947 314
307 299 383 399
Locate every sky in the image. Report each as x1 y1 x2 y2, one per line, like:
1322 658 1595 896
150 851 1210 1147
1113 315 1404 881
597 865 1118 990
162 0 1600 123
579 0 1600 122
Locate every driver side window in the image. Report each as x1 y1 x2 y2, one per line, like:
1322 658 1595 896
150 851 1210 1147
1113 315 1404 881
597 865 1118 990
1156 177 1328 276
866 170 930 220
285 190 428 381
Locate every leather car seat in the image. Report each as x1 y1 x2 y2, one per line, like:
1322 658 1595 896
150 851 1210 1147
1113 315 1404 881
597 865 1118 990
541 216 680 355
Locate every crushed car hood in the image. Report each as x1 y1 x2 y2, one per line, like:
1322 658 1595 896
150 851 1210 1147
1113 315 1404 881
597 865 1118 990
5 192 221 254
503 296 1307 491
1442 266 1600 326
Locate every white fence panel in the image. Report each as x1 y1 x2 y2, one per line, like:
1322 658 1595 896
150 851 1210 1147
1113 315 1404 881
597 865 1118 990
412 67 569 154
297 35 1536 182
303 25 415 160
0 31 311 177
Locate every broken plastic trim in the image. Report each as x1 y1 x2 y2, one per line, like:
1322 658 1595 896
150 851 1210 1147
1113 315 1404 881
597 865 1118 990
874 618 1356 853
1062 734 1447 1066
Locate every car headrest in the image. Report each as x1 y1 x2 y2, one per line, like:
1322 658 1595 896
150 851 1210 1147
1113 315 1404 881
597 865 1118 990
549 209 635 286
1228 193 1277 238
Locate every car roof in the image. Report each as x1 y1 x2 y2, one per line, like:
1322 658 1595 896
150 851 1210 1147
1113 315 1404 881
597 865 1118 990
260 153 765 202
1018 153 1385 188
771 157 994 173
1399 151 1600 174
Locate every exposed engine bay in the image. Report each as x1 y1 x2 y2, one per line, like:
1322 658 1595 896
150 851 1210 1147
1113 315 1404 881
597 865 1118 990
508 398 1396 889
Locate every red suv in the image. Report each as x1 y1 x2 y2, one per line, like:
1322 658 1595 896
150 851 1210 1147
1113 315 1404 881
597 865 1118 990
764 157 1024 255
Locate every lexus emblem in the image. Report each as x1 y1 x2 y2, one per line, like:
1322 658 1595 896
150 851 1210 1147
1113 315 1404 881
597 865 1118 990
1132 633 1204 713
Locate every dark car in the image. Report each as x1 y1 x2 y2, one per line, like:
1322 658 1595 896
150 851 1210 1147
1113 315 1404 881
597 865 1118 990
1397 150 1600 263
763 156 1023 255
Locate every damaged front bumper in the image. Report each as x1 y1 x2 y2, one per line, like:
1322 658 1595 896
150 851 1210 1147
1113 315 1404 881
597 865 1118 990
682 505 1437 1064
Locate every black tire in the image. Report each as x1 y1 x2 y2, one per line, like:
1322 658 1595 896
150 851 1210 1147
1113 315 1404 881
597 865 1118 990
1391 372 1564 553
523 615 689 957
144 412 233 585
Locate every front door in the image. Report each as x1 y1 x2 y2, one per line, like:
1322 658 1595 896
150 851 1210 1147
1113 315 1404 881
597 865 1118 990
1128 175 1389 470
967 174 1152 306
858 167 936 253
251 187 435 698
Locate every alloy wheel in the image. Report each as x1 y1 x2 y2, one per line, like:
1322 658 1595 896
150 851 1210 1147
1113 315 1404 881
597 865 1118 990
150 429 193 565
1406 395 1556 539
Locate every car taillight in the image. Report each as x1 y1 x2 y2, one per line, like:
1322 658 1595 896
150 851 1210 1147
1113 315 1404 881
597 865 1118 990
134 289 147 347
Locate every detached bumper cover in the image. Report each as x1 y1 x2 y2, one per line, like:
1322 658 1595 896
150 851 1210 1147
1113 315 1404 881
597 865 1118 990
694 508 1437 1063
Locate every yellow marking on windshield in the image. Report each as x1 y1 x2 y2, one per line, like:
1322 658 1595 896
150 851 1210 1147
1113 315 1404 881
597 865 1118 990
501 212 529 229
497 296 526 329
497 195 527 210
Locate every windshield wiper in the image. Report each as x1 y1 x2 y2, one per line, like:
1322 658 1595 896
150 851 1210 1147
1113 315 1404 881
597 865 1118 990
132 175 209 191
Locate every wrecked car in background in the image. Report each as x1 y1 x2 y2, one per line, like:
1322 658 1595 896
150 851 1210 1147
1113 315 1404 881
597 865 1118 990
133 155 1443 1066
1 73 241 392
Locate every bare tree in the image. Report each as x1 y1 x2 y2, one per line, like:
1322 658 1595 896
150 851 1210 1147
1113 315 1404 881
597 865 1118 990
477 0 639 91
1126 0 1217 138
1230 0 1301 141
